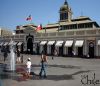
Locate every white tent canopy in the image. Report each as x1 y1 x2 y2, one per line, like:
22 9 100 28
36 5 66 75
0 42 4 46
3 42 9 46
40 41 47 45
97 40 100 45
75 40 84 47
17 42 23 46
47 41 55 45
55 41 64 47
64 40 73 47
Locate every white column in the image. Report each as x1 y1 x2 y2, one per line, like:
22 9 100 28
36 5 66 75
24 42 27 52
84 40 87 56
47 45 49 54
73 45 77 55
49 46 51 54
73 40 77 55
40 45 43 54
47 45 51 55
96 39 98 56
63 47 68 56
96 45 98 56
98 45 100 56
55 46 59 55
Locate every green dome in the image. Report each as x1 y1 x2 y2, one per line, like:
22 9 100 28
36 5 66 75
60 5 68 11
60 0 68 11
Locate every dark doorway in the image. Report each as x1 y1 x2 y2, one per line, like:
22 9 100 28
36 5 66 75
26 34 34 54
68 47 73 56
78 47 83 57
59 46 63 56
16 45 18 52
27 38 33 54
36 44 40 55
51 44 55 55
89 42 94 58
6 45 10 53
43 44 47 55
21 43 23 53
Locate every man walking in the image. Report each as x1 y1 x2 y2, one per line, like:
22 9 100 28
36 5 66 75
39 50 47 78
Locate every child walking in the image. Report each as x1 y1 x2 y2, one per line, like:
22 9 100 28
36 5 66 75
26 58 31 75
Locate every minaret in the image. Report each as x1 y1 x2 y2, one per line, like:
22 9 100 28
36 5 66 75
59 0 72 22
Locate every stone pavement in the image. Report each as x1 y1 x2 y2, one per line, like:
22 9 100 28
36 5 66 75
0 54 100 86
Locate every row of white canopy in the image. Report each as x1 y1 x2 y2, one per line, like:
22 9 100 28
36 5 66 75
40 40 100 47
1 40 100 47
40 40 83 47
0 42 23 46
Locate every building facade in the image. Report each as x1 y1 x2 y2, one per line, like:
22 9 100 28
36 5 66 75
0 0 100 57
0 27 13 46
0 27 13 37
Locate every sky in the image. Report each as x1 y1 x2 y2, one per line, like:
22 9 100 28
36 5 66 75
0 0 100 31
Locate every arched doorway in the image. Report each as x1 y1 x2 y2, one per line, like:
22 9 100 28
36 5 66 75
27 38 33 54
89 42 94 58
26 34 34 54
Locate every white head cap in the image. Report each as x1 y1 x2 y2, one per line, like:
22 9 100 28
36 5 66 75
28 58 31 60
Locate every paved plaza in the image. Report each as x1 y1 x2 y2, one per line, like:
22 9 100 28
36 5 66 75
0 54 100 86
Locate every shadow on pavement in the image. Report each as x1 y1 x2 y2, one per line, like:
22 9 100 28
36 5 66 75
42 74 74 81
72 70 90 75
48 64 80 69
15 74 74 81
31 64 81 69
0 63 90 82
14 70 90 82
